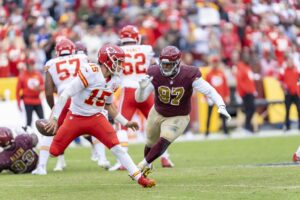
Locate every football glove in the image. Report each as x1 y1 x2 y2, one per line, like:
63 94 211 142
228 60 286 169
218 105 231 121
138 75 153 90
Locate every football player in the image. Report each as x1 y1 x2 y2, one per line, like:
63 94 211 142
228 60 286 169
0 127 39 174
135 46 231 177
109 25 174 171
32 39 110 175
44 44 156 187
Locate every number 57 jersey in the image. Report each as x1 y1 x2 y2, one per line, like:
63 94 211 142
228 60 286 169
44 54 88 95
120 44 154 88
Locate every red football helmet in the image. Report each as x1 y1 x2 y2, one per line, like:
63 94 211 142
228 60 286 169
75 41 87 55
55 38 75 56
159 46 181 77
119 25 140 44
0 127 14 149
98 44 125 76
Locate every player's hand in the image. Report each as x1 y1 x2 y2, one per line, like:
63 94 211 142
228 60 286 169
45 118 58 134
138 75 153 90
218 105 231 121
125 121 139 131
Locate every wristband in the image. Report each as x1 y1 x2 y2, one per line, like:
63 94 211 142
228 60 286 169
114 113 129 126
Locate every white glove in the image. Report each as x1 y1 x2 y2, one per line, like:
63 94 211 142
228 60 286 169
218 105 231 121
138 75 153 90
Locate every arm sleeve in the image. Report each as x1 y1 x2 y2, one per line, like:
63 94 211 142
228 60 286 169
192 77 225 107
52 77 85 119
135 83 155 103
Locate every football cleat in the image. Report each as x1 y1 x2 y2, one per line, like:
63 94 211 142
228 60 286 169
108 162 126 171
90 148 99 162
32 167 47 175
138 175 156 188
98 159 111 170
53 156 67 171
293 153 300 162
161 157 175 168
138 163 153 177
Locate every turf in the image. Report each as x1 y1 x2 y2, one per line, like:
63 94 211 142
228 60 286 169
1 135 300 200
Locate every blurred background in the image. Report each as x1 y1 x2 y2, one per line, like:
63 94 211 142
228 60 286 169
1 0 300 142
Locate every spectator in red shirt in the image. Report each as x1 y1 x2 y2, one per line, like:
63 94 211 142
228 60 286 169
205 56 230 136
234 51 257 133
16 58 44 127
279 57 300 131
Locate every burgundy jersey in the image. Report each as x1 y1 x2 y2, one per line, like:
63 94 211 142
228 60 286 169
0 134 38 174
148 64 201 117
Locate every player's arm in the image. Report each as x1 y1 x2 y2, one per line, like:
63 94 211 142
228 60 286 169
104 102 139 131
192 78 231 120
135 75 154 102
45 71 56 108
45 76 85 133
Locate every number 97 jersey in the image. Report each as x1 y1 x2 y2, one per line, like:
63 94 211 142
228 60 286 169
120 44 154 88
44 54 88 95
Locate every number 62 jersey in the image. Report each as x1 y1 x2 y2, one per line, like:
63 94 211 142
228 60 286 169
120 44 154 88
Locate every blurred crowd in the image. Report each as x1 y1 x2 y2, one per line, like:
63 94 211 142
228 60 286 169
1 0 300 132
0 0 299 76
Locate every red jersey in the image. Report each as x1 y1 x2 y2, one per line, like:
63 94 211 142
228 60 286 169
279 66 299 95
206 68 230 100
16 70 44 105
235 62 256 97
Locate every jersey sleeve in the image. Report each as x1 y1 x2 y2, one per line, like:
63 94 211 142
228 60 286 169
44 59 53 73
190 66 202 82
78 64 100 88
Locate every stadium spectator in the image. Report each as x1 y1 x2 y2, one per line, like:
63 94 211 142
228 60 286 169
16 58 44 127
279 57 300 131
205 56 230 136
234 51 257 133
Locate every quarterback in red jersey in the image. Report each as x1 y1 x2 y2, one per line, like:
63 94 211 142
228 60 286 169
135 46 231 177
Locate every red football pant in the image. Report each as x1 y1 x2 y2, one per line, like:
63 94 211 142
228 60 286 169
57 98 71 128
50 112 119 157
119 88 154 130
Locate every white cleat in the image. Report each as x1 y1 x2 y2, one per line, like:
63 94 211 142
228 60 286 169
108 162 125 171
98 160 111 169
53 156 67 171
91 149 99 162
32 167 47 175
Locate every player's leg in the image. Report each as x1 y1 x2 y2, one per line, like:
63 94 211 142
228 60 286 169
50 113 82 157
32 136 53 175
91 137 110 169
284 93 292 131
293 146 300 162
206 105 213 136
139 95 174 167
89 113 155 187
110 88 136 171
24 104 34 126
52 99 71 171
139 110 190 174
34 104 45 119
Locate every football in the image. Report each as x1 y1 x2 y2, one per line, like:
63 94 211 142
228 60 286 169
35 119 55 136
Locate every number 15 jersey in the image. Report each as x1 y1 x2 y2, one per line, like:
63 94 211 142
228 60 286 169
120 44 154 88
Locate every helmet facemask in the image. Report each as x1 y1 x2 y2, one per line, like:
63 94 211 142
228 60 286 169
159 58 180 77
104 53 124 77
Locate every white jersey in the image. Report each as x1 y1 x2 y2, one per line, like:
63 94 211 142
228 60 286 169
44 54 88 95
120 44 154 88
70 63 121 116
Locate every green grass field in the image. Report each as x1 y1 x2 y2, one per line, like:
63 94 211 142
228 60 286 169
1 135 300 200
